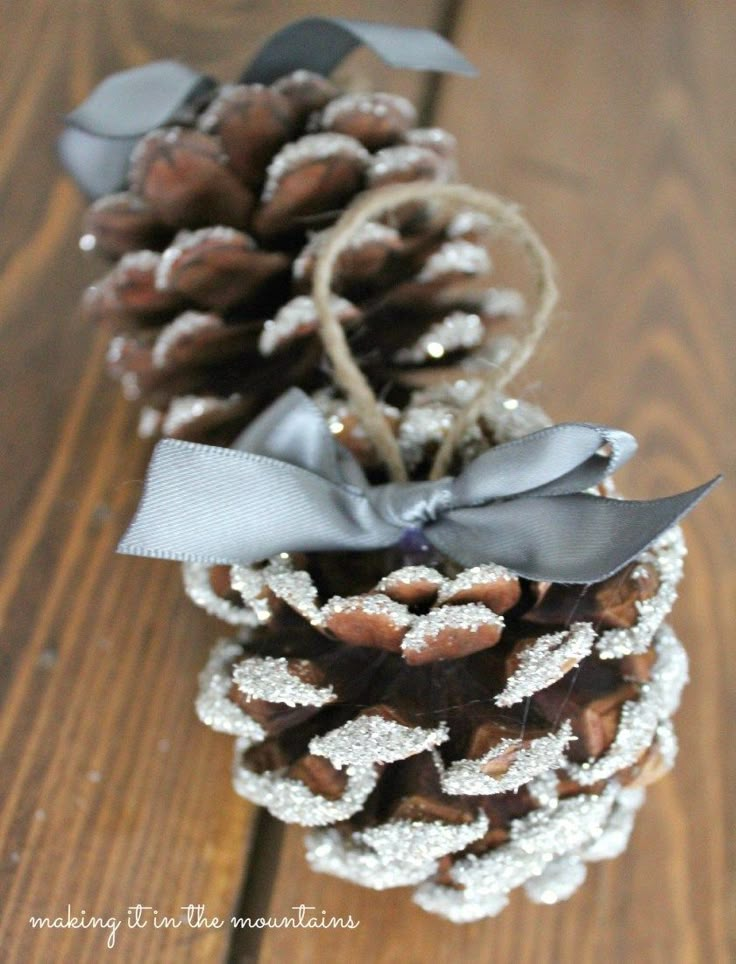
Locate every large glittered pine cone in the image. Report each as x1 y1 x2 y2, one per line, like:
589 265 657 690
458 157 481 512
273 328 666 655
189 383 689 922
112 181 713 923
74 59 522 445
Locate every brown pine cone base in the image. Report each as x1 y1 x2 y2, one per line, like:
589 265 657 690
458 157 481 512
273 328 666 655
194 516 686 919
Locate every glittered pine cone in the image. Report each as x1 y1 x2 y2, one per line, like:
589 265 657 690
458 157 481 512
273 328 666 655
77 69 522 445
189 386 689 922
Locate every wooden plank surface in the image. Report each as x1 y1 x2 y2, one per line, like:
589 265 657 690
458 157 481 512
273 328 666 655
0 3 446 962
259 3 736 963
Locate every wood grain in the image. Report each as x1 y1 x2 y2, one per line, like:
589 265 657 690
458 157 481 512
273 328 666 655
0 2 446 961
260 3 736 963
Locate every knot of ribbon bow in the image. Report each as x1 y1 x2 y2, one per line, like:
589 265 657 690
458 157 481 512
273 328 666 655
118 389 719 584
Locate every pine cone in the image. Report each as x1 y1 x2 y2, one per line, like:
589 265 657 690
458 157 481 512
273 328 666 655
191 391 689 921
78 72 521 445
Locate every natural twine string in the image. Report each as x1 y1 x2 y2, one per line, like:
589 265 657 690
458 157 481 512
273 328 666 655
312 181 559 483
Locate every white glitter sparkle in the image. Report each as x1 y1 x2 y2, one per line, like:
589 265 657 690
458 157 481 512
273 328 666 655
436 564 518 605
450 841 549 896
355 812 489 865
368 145 443 184
509 783 618 858
264 565 322 623
398 401 459 470
195 638 265 745
410 782 645 921
320 91 417 128
161 393 244 437
130 126 228 173
121 371 141 400
495 623 597 707
649 625 690 717
524 855 587 905
117 249 161 273
446 210 492 239
88 190 142 212
321 592 413 635
232 740 378 826
310 716 449 767
618 785 647 811
306 828 437 889
310 390 401 449
197 83 241 131
482 286 526 317
582 788 644 862
526 770 560 809
405 127 457 156
396 384 551 471
566 624 688 785
438 722 574 796
155 226 251 290
376 566 444 598
401 603 504 656
653 718 679 771
412 882 509 923
182 562 259 626
259 295 357 355
232 656 336 708
152 312 222 369
470 385 552 440
230 564 272 624
597 527 685 658
567 703 658 787
137 406 162 439
261 133 370 201
462 341 520 382
106 336 127 367
416 240 491 282
394 311 485 364
292 222 399 280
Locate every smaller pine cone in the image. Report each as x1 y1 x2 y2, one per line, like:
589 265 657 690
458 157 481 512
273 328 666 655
76 68 524 446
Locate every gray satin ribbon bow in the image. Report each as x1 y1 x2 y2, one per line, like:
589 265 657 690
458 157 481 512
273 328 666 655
118 389 719 584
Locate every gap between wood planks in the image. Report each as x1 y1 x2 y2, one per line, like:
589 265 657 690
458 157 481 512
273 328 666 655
224 8 461 959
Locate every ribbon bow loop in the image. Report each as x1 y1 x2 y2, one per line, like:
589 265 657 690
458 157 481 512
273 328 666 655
118 389 719 584
451 423 637 506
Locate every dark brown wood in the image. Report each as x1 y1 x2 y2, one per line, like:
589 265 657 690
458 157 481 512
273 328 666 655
0 3 447 961
260 3 736 963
